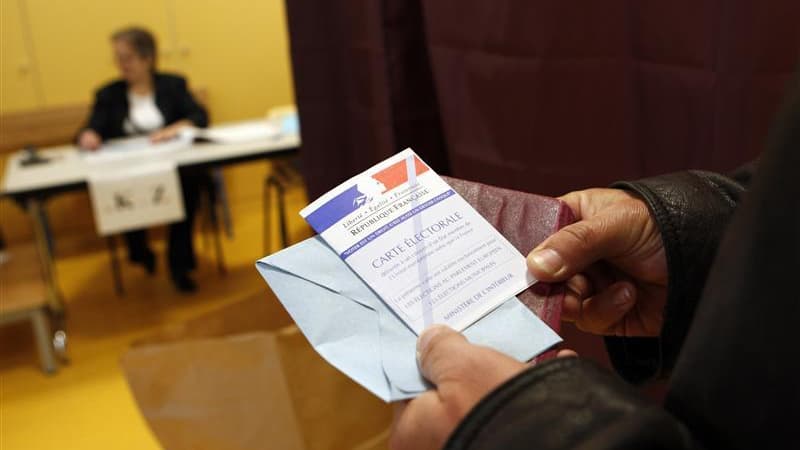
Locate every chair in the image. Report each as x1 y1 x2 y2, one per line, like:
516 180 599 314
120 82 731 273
262 106 302 253
0 243 60 373
198 167 231 275
263 157 303 253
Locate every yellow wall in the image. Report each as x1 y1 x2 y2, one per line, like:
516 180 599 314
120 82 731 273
1 0 296 245
0 0 42 114
169 0 296 121
0 0 295 122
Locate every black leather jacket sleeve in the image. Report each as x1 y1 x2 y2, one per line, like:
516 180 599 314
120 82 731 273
444 167 749 449
445 358 697 450
444 71 798 450
443 166 753 449
85 82 120 140
605 170 747 383
168 75 209 128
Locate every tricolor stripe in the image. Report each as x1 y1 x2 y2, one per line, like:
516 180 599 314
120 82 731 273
304 155 429 233
373 157 428 191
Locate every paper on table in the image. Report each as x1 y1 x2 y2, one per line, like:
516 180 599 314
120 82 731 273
83 129 194 164
196 120 280 143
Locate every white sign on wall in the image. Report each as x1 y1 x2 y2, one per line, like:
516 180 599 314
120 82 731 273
88 161 185 236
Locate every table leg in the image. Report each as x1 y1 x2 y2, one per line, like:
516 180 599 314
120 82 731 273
106 236 125 296
27 198 68 362
276 180 288 248
31 308 57 374
27 198 63 314
264 176 289 252
263 176 272 254
209 203 227 275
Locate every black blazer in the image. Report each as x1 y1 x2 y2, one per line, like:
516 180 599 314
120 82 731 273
83 72 208 140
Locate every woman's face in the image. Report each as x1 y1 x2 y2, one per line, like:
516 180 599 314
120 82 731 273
113 39 152 83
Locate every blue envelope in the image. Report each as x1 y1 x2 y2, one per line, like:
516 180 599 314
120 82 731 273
256 235 562 402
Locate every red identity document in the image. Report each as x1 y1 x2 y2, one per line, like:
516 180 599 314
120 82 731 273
445 177 575 361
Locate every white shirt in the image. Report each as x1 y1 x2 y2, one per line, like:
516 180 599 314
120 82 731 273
124 91 165 135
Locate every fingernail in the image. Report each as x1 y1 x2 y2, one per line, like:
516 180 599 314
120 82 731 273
417 325 449 355
614 285 633 308
528 248 564 276
417 325 448 366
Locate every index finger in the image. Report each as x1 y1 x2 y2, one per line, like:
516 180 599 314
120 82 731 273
557 188 638 222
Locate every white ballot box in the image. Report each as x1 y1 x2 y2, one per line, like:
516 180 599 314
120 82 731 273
88 161 185 236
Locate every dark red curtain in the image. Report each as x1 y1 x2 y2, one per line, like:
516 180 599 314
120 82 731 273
284 0 448 200
286 0 798 199
284 0 798 370
422 0 799 195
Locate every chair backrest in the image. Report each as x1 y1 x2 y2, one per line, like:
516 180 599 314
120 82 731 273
0 244 47 316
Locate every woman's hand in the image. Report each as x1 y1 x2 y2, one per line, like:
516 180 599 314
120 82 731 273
78 129 102 150
527 188 667 337
150 120 192 143
390 325 576 450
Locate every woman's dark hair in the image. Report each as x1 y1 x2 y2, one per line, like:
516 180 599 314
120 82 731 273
112 26 157 70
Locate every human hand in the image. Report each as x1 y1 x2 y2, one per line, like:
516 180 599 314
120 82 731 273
390 325 576 450
527 188 667 337
149 123 183 143
78 129 102 150
150 119 195 143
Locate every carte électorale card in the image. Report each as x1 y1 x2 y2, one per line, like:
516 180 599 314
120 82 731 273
300 148 536 334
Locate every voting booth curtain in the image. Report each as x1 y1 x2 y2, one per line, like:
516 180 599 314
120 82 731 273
285 0 799 200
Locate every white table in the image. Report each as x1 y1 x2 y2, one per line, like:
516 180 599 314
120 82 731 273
1 120 300 332
3 129 300 196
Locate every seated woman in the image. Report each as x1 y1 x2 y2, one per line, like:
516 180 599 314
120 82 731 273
77 26 208 293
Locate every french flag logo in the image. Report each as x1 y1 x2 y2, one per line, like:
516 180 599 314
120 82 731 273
305 155 429 233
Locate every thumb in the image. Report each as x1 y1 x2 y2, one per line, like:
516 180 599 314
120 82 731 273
527 212 630 281
416 325 471 386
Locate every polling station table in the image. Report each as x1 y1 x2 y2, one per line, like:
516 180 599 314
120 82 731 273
1 120 300 355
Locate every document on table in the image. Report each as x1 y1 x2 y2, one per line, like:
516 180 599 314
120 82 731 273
300 148 536 334
83 130 194 164
195 120 280 143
